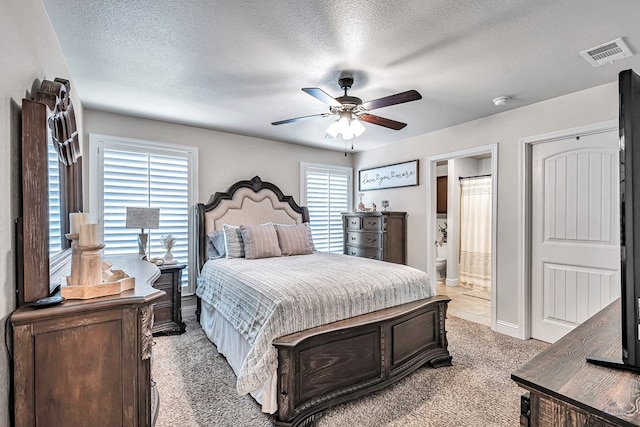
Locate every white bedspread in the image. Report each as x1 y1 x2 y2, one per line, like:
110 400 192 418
196 252 433 395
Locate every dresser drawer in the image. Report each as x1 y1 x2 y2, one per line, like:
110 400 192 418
361 216 383 231
345 216 362 230
153 278 174 305
346 231 383 249
345 245 383 260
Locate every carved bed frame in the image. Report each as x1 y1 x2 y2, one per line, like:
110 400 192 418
195 176 452 427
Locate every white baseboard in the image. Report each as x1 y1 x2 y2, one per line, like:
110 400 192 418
445 278 459 287
495 319 523 339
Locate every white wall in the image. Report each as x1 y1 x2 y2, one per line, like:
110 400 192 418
0 1 82 424
83 110 352 211
354 82 618 334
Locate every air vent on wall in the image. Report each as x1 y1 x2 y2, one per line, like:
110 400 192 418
580 37 633 67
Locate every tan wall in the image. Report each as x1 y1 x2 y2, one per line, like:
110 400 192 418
353 82 618 335
0 0 83 424
82 110 353 208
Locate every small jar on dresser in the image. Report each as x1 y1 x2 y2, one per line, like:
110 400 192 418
342 211 407 264
152 263 187 335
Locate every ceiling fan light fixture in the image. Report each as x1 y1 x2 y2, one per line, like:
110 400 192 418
326 121 340 137
351 118 366 137
342 129 355 140
326 111 365 140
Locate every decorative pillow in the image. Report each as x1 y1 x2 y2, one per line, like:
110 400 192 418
275 223 313 256
207 230 226 259
239 223 282 259
304 222 317 251
223 224 245 258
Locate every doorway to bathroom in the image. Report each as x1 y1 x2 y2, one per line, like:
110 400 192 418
427 144 497 329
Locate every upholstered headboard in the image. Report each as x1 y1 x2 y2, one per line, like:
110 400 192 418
195 176 310 272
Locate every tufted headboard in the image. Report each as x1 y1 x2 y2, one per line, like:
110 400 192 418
195 176 310 272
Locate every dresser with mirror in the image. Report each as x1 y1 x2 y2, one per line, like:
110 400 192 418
11 79 164 426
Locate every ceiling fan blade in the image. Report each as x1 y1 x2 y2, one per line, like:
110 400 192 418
302 87 343 107
361 90 422 111
359 114 407 130
271 112 330 125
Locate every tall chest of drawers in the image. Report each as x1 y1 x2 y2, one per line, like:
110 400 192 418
342 211 407 264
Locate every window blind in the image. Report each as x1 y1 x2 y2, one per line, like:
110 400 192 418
102 148 190 286
304 168 350 253
48 139 62 253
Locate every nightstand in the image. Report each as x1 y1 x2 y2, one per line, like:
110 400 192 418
152 263 187 335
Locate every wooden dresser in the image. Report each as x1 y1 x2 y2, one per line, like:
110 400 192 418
511 299 640 427
11 256 164 427
342 211 407 264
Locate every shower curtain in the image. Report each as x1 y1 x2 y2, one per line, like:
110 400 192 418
459 176 492 288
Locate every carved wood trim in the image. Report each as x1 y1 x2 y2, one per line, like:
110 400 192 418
140 305 154 360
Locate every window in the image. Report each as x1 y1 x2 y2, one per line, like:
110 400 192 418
300 163 352 253
89 135 198 292
48 138 62 253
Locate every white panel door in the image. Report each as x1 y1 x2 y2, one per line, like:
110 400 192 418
531 131 620 343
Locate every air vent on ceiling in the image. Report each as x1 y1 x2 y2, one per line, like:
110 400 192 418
580 37 633 67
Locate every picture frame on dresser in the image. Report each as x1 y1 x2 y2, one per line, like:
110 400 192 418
358 159 419 191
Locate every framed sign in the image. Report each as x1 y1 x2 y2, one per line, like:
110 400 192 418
359 159 419 191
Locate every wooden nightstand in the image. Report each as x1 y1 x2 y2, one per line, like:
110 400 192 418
152 263 187 335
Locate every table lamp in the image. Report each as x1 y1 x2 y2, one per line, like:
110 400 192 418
125 207 160 259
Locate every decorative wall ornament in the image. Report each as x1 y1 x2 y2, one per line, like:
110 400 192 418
359 159 419 191
34 78 80 166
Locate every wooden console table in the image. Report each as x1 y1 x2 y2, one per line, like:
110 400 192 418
512 299 640 426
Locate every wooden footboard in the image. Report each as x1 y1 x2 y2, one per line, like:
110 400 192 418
272 295 452 427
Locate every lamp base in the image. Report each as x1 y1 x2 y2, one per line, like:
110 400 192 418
138 233 149 259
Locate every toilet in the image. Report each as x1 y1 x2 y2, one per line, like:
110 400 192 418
435 243 447 280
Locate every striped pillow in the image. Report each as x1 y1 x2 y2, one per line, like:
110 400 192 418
223 224 245 258
275 223 313 256
240 223 282 259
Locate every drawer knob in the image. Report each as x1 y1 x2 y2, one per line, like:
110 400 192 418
351 237 356 240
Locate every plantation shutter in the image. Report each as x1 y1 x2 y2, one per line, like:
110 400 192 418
304 166 351 253
102 148 190 286
48 139 62 253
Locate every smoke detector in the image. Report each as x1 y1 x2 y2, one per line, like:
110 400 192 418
580 37 633 67
492 96 510 106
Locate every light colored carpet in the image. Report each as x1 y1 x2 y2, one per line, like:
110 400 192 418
153 316 547 427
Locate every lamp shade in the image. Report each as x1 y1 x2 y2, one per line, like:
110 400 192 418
125 207 160 230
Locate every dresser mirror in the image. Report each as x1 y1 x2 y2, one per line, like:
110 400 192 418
18 78 82 305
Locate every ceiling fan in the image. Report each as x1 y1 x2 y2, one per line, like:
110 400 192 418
271 77 422 140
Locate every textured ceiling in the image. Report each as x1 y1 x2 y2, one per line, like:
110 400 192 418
42 0 640 152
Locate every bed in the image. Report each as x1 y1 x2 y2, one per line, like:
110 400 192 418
195 176 452 427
